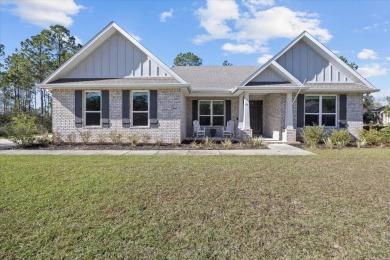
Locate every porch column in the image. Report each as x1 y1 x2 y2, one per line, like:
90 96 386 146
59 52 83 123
243 92 250 129
285 92 294 129
238 94 244 128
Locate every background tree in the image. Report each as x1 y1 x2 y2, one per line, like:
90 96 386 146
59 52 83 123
0 25 82 135
363 94 379 124
222 60 232 66
173 52 202 66
339 55 358 70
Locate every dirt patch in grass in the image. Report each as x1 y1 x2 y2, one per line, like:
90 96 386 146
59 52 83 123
1 149 389 258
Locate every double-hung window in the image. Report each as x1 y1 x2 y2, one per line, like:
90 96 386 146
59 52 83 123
199 100 225 126
305 95 336 126
85 91 101 126
132 91 149 126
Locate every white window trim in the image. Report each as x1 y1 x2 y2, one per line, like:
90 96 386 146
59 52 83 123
304 94 337 127
131 90 150 127
198 100 225 126
84 90 102 127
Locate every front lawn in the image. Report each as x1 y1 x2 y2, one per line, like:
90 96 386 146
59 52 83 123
1 149 389 258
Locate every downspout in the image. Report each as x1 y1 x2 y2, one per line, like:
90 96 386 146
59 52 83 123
292 79 306 105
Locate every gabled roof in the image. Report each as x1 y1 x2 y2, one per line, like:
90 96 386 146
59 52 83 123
40 22 187 86
240 31 378 93
172 66 258 91
241 61 303 88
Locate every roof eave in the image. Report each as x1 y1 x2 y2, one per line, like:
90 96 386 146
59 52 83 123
304 88 380 93
38 83 190 90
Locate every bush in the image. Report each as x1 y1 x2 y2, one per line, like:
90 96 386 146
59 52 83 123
360 129 382 145
221 139 233 150
244 136 264 148
127 134 139 147
380 126 390 143
109 130 122 145
64 132 76 144
5 113 38 147
301 125 324 148
77 129 92 144
329 129 352 149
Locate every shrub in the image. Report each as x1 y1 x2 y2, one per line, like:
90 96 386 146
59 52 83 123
203 137 215 148
36 131 51 147
141 133 151 144
360 129 382 146
109 130 122 145
301 125 324 148
96 133 107 144
52 131 64 145
155 138 164 147
329 129 352 149
380 126 390 143
221 139 233 150
66 132 76 144
190 140 201 149
244 136 264 148
77 129 92 145
323 138 334 149
356 138 367 149
5 113 38 147
127 134 139 147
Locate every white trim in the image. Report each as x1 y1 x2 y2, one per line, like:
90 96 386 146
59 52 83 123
84 90 102 127
198 100 225 126
304 94 337 127
239 31 378 92
131 90 150 127
41 22 187 85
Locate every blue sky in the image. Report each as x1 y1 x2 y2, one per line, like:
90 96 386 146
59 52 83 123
1 0 389 101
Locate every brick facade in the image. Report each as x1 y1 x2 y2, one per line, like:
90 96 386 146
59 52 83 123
52 89 185 143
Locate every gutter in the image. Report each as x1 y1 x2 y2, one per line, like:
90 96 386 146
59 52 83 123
38 83 191 90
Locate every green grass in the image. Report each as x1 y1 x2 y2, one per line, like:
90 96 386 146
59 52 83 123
1 149 390 258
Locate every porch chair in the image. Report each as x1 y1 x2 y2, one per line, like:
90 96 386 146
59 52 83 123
223 120 234 138
193 120 205 138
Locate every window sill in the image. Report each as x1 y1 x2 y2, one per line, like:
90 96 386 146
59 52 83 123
82 126 102 129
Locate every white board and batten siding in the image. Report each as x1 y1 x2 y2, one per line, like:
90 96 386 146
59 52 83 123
276 40 351 83
65 32 170 78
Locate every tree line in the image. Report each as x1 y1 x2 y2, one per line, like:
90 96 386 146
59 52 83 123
0 25 82 118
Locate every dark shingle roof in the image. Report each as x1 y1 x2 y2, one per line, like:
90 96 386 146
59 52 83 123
172 66 258 90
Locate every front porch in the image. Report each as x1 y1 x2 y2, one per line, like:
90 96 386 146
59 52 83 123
186 92 297 143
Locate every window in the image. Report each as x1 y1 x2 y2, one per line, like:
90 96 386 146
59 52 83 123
305 95 336 126
85 91 101 126
199 100 225 126
132 91 149 126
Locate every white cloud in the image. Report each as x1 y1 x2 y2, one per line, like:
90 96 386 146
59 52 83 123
1 0 84 27
386 57 390 61
222 43 268 53
194 0 239 44
130 34 141 42
357 49 378 60
73 35 82 45
357 63 388 78
160 8 173 22
257 54 273 64
194 1 332 54
242 0 275 13
332 50 340 55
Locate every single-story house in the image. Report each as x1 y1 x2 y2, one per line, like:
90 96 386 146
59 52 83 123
372 106 390 125
39 22 379 143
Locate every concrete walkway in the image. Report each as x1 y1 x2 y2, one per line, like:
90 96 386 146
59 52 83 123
0 143 314 156
0 138 16 150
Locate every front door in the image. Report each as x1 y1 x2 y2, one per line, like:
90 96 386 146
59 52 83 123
250 101 263 135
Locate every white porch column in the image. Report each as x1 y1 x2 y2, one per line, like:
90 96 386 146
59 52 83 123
285 92 294 129
238 94 244 128
243 92 250 129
